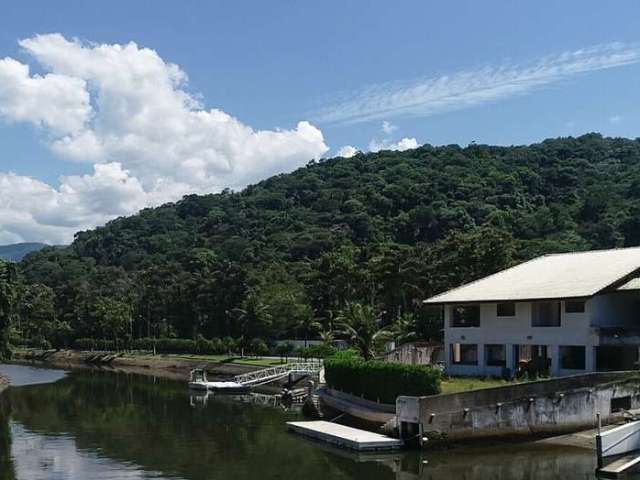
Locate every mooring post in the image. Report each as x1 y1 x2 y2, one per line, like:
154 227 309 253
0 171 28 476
596 412 603 470
597 412 602 435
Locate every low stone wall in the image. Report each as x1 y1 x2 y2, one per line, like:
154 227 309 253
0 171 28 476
397 371 640 442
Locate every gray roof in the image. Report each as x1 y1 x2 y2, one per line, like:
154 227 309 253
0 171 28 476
424 246 640 304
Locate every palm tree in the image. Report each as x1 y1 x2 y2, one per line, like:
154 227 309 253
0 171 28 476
335 303 389 360
319 329 335 345
296 308 322 347
386 312 418 347
231 294 272 341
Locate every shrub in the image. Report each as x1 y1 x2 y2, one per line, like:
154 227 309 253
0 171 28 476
222 337 238 354
154 338 196 354
275 342 295 359
74 338 116 351
196 335 222 355
307 343 337 359
76 336 238 355
74 338 95 350
324 351 441 404
248 338 269 356
131 337 156 351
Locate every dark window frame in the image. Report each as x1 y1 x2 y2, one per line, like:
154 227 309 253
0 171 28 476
485 344 506 367
560 345 586 370
451 305 480 328
531 301 561 327
565 300 585 314
496 302 516 317
450 343 479 365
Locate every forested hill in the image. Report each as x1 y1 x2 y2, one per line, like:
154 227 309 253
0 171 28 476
17 133 640 343
0 243 47 262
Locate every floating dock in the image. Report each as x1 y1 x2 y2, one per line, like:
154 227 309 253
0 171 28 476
598 454 640 478
286 420 403 451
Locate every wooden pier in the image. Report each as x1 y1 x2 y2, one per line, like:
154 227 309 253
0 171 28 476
286 420 403 451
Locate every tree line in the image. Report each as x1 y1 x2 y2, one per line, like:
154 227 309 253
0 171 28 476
5 133 640 358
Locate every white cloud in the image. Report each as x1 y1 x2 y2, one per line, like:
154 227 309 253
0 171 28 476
0 34 329 243
381 120 397 135
609 115 623 124
0 56 91 134
368 137 419 152
315 42 640 124
336 145 358 158
0 163 147 244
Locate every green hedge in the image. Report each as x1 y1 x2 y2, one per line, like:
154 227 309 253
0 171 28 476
324 351 441 403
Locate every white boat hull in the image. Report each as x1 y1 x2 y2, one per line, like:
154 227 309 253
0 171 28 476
188 381 250 393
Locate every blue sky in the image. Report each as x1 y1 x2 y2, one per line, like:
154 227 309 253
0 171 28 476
1 1 639 244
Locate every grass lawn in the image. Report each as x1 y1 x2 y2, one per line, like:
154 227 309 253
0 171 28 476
440 376 516 394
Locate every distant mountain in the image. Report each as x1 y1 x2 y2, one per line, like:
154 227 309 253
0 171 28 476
0 243 48 262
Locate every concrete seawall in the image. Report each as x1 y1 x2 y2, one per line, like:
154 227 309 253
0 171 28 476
397 372 640 442
319 388 395 424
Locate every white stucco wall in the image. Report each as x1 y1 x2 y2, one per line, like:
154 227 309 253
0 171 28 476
444 300 599 377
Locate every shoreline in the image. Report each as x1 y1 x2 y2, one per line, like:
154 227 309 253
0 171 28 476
13 349 266 382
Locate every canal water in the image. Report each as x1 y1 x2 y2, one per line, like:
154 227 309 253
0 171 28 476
0 363 629 479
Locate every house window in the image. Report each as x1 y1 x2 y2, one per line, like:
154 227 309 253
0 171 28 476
560 346 586 370
531 301 561 327
497 302 516 317
515 345 548 363
565 300 585 313
451 343 478 365
485 344 506 367
451 305 480 327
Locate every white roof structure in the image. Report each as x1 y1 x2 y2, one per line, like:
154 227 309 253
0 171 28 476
617 277 640 291
424 246 640 304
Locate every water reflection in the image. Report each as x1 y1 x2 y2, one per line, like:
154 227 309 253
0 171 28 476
0 394 15 480
0 364 67 387
10 422 177 480
0 364 628 480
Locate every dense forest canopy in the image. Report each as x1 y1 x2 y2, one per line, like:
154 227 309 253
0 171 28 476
10 133 640 350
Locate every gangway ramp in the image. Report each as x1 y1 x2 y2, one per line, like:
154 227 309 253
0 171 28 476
233 361 323 387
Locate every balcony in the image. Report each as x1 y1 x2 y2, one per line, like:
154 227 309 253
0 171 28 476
597 326 640 345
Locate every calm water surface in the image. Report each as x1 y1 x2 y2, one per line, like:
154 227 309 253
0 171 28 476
0 363 628 479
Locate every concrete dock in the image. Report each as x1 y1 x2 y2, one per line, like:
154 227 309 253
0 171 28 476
286 420 403 451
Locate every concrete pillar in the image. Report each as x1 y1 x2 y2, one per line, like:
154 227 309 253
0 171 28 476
505 343 515 375
548 345 560 376
444 342 452 373
477 343 486 375
586 346 596 372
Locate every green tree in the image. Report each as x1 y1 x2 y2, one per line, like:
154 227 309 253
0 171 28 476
0 261 18 360
335 303 388 360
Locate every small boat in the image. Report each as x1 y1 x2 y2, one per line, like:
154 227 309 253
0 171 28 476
188 369 251 394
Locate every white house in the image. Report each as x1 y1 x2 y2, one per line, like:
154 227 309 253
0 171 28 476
424 246 640 377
